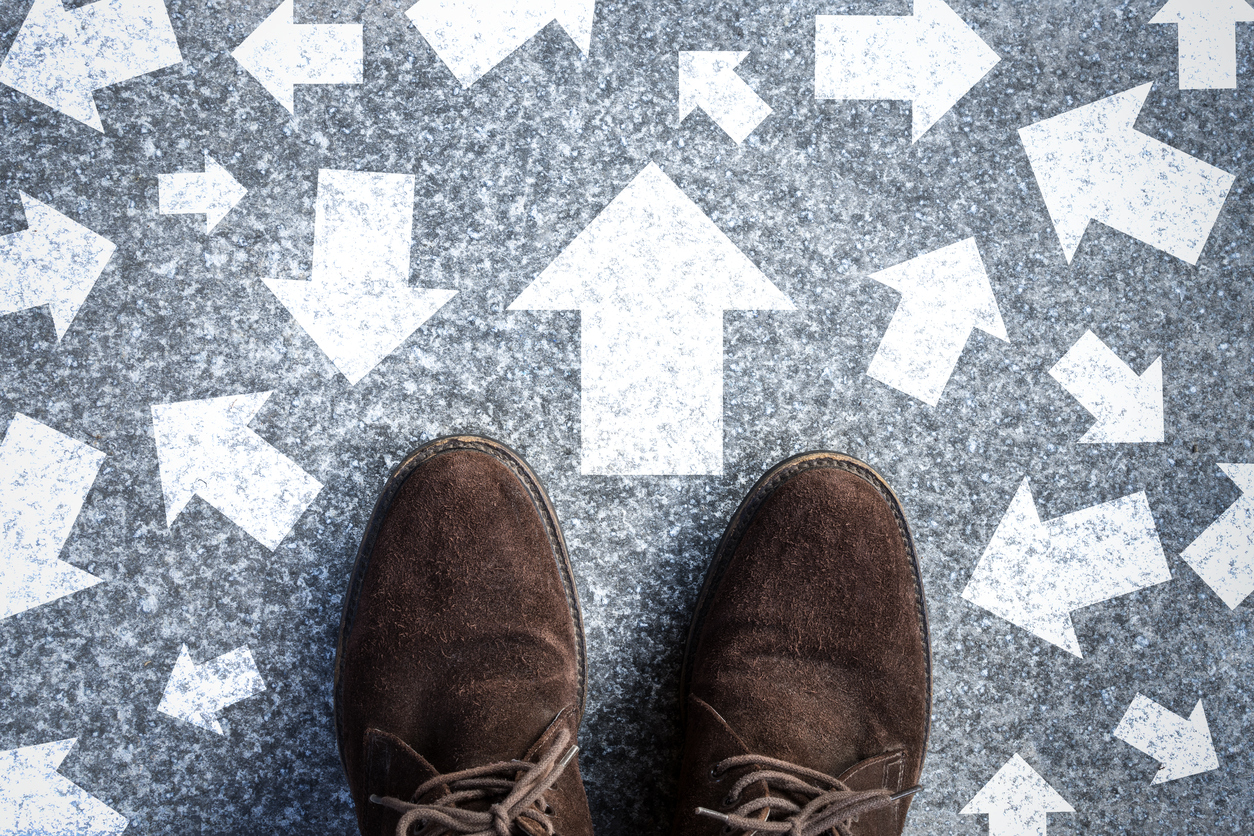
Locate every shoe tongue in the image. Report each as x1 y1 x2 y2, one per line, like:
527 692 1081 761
362 728 442 834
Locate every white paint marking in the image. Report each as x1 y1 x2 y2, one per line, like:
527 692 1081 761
0 739 127 835
157 644 266 735
232 0 362 114
1018 83 1235 265
262 170 457 385
865 237 1007 406
0 0 181 132
1049 330 1163 443
509 162 794 475
407 0 595 87
1114 694 1219 784
679 51 771 144
1151 0 1254 90
815 0 1000 142
158 152 248 234
150 391 322 550
961 753 1074 836
1181 463 1254 608
961 478 1171 656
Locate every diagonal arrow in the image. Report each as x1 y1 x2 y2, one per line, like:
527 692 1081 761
157 644 267 735
815 0 1000 142
0 192 116 340
865 237 1007 406
509 162 794 475
261 169 457 385
1114 694 1219 784
962 478 1171 656
1049 330 1163 444
0 739 127 835
1151 0 1254 90
407 0 596 87
961 754 1074 836
1182 463 1254 609
1018 83 1235 265
150 390 323 550
0 413 106 620
232 0 362 114
679 51 772 144
158 152 248 234
0 0 182 132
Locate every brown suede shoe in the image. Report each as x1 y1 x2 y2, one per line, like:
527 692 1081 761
672 452 932 836
334 436 592 836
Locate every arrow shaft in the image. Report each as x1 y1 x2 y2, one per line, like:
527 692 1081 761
1177 24 1239 88
989 808 1047 836
158 173 216 215
867 300 975 406
290 22 363 84
816 15 917 100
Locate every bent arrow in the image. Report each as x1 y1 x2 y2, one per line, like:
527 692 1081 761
1151 0 1254 89
1019 83 1234 264
815 0 1000 141
679 51 771 143
1114 695 1219 784
158 152 248 233
1049 330 1163 443
961 754 1074 836
158 644 266 735
510 162 794 475
0 739 127 835
962 478 1171 656
1181 463 1254 609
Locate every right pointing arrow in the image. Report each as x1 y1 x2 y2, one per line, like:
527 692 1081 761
1151 0 1254 89
1049 330 1163 444
1019 83 1235 265
678 51 771 144
1114 694 1219 784
158 152 248 233
961 754 1074 836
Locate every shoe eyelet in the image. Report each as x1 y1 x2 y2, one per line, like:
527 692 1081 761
722 792 737 807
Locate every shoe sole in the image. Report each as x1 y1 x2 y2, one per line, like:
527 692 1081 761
332 434 588 774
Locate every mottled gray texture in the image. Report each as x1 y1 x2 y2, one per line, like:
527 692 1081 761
0 0 1251 834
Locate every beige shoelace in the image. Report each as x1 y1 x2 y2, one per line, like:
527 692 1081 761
695 753 921 836
370 727 578 836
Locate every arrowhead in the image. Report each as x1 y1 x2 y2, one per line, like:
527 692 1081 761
1217 462 1254 494
1149 700 1218 784
870 237 1007 340
157 644 224 733
910 0 1000 142
678 51 749 119
202 154 248 233
233 0 297 112
961 753 1075 818
552 0 596 56
0 0 102 130
1081 356 1162 444
1151 0 1254 23
0 739 128 834
1115 694 1219 784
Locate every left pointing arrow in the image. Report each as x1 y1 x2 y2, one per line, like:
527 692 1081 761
0 739 127 835
158 152 248 234
679 51 771 144
158 644 267 735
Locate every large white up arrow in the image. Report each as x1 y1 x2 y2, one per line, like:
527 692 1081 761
510 163 794 475
1151 0 1254 90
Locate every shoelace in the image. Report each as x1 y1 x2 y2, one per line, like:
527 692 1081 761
370 727 578 836
695 753 922 836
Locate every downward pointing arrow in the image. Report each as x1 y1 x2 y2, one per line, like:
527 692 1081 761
0 739 127 835
865 237 1007 406
1049 330 1163 443
1019 83 1235 264
1151 0 1254 89
679 51 771 143
158 644 266 735
815 0 1000 141
1182 463 1254 609
961 754 1074 836
1114 694 1219 784
158 152 248 233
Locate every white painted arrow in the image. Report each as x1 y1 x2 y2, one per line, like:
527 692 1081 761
0 739 127 835
232 0 362 113
1018 83 1235 265
157 644 266 735
1182 463 1254 609
509 162 794 475
865 237 1007 406
1114 694 1219 784
0 0 181 132
261 170 457 385
1049 330 1163 444
815 0 1000 142
0 192 115 340
158 152 248 234
961 754 1074 836
962 478 1171 656
679 51 771 144
1151 0 1254 90
151 391 322 550
407 0 595 87
0 414 106 620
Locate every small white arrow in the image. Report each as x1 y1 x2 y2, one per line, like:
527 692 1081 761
1049 330 1163 444
1114 694 1219 784
815 0 1000 142
509 162 794 475
0 0 181 132
865 237 1007 406
0 739 127 835
232 0 363 113
678 51 771 144
157 644 266 735
261 170 457 385
1151 0 1254 90
0 192 115 340
1018 83 1235 265
962 478 1171 656
0 414 106 620
151 391 322 550
961 754 1074 836
158 152 248 234
407 0 595 87
1182 463 1254 609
